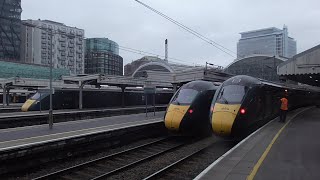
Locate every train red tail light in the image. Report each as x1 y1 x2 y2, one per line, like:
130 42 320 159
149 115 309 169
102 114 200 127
240 108 246 114
189 109 193 114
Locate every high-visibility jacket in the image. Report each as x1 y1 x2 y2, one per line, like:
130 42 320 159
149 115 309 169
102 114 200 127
280 98 288 110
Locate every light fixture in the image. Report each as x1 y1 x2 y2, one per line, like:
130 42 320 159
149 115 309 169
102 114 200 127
310 76 312 79
316 80 318 82
136 86 143 89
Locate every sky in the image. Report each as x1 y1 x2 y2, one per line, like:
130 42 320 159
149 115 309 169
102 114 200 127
21 0 320 67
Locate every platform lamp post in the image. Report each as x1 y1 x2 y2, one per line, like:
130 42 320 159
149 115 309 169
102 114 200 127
22 22 54 129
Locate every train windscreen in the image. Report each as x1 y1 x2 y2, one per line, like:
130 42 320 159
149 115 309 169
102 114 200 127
170 89 199 105
30 93 48 100
216 85 246 104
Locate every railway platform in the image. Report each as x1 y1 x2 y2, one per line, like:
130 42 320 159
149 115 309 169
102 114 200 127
0 111 165 152
196 107 320 180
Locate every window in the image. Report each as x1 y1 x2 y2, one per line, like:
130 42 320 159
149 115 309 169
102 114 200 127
216 85 246 104
170 89 199 105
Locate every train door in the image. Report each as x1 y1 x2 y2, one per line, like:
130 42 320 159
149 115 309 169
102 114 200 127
264 90 273 120
255 87 265 121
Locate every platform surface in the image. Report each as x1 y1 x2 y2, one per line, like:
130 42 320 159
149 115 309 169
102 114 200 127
0 105 165 117
0 111 165 151
196 107 319 180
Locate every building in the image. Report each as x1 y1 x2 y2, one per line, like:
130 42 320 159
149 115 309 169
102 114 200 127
0 0 22 61
124 56 161 76
20 19 85 75
0 60 69 79
124 56 199 77
237 26 297 59
278 44 320 86
85 38 123 75
224 55 287 82
124 56 201 77
123 56 230 85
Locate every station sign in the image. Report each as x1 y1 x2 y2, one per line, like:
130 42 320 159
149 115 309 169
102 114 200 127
144 86 156 94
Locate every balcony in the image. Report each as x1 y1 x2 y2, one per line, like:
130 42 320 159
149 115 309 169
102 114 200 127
76 31 83 36
59 38 66 42
58 27 67 33
68 57 75 62
70 30 75 35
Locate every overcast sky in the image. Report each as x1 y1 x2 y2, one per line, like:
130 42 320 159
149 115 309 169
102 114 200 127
22 0 320 67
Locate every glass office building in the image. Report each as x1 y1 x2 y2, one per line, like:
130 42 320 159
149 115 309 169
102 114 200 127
0 60 69 79
237 26 297 58
0 0 22 61
85 38 123 75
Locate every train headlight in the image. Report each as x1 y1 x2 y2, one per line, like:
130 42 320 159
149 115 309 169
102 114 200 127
240 108 246 114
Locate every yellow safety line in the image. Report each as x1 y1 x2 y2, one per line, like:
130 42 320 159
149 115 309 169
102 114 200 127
247 108 311 180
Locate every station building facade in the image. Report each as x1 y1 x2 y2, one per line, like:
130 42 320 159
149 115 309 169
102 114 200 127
224 55 287 82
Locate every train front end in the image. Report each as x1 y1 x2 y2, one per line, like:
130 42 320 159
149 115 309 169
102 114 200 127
21 93 48 111
210 76 254 138
164 81 215 135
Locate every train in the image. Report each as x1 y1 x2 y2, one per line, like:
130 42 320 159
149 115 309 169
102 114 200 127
210 75 320 139
21 88 173 111
164 80 219 135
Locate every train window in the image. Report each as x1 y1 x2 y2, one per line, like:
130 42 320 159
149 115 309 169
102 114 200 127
30 93 48 100
170 89 199 105
216 85 246 104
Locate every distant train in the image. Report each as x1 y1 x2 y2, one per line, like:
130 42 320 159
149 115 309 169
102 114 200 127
164 80 219 135
210 75 320 139
21 88 173 111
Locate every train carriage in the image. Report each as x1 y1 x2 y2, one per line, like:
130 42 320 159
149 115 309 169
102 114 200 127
210 75 319 139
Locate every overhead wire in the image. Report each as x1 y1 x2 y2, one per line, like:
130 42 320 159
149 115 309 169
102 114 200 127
134 0 237 58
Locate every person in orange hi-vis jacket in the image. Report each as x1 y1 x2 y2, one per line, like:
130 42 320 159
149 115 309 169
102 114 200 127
279 92 288 123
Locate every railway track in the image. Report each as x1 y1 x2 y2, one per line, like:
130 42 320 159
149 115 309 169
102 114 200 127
144 143 213 179
143 140 233 180
34 136 190 180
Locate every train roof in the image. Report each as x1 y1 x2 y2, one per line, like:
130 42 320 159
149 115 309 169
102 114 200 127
226 75 320 92
181 80 219 91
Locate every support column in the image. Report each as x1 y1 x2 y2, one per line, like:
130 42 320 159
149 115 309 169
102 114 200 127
121 86 126 108
2 84 6 107
79 82 84 110
172 83 178 93
6 88 10 106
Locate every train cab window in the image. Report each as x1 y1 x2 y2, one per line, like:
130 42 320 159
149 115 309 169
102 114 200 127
170 89 199 105
216 85 246 104
30 93 48 100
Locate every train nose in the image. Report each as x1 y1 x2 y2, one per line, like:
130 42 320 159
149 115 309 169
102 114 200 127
211 103 240 137
164 104 189 131
212 111 236 136
21 99 35 112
